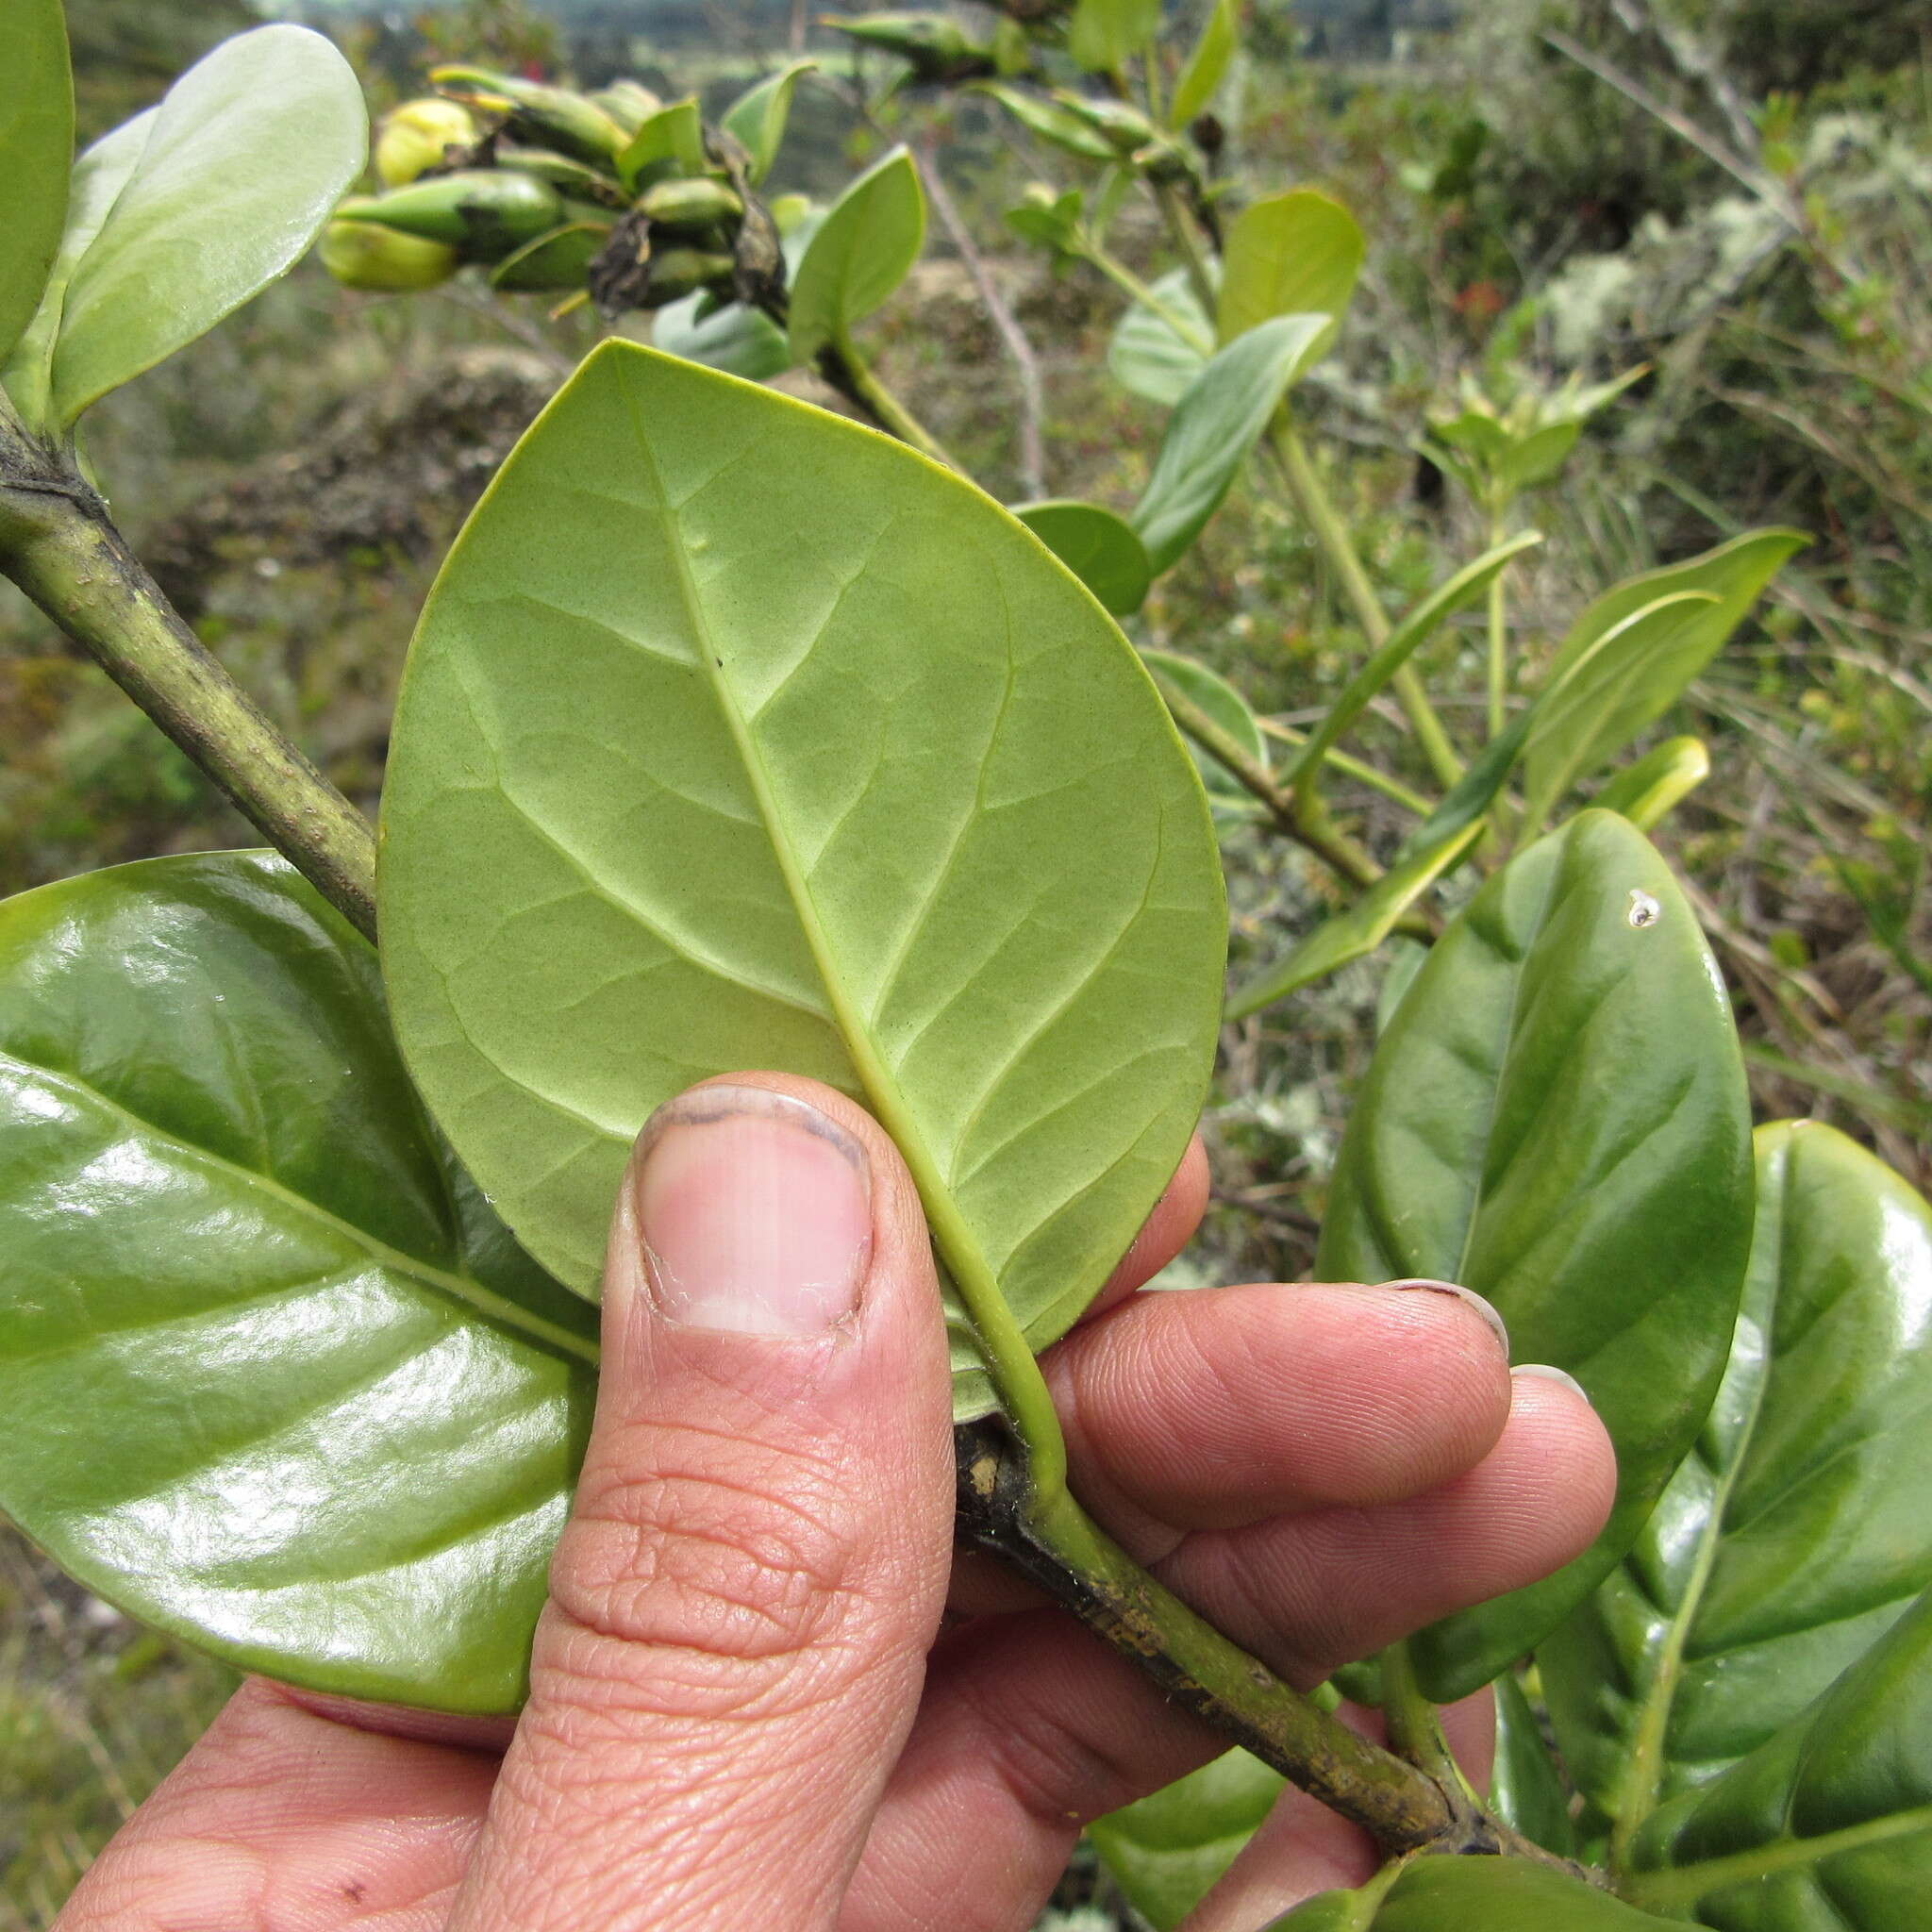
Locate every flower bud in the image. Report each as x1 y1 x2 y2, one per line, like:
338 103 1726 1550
639 178 744 230
375 99 477 189
319 221 458 291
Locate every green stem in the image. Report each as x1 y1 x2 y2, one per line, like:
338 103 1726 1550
1256 718 1434 816
1080 242 1214 357
1485 508 1509 741
821 329 960 470
1619 1805 1932 1913
1149 664 1386 891
1270 421 1465 790
1151 175 1219 315
1381 1640 1475 1807
0 422 378 941
958 1418 1462 1857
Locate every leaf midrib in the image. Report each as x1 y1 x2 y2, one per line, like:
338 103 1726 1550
1 1047 599 1367
1624 1802 1932 1912
1607 1159 1780 1865
613 366 1052 1438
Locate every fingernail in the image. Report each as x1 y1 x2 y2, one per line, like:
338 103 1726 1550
1383 1277 1511 1357
1513 1363 1592 1404
633 1085 871 1338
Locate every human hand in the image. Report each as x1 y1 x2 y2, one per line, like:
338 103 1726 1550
57 1074 1614 1932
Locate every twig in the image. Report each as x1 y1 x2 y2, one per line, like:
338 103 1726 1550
0 418 378 941
916 135 1048 497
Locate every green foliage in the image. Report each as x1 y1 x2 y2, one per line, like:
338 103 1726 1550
1170 0 1239 131
722 58 816 187
377 343 1226 1422
0 853 594 1710
1068 0 1160 77
1090 1747 1284 1930
1132 314 1330 575
1541 1124 1932 1829
1218 189 1365 349
1141 647 1269 822
0 0 73 368
1520 533 1811 835
1108 267 1212 406
1627 1586 1932 1925
1269 1856 1681 1927
1318 812 1756 1702
3 25 366 434
1013 499 1152 616
1488 1672 1577 1857
788 145 925 361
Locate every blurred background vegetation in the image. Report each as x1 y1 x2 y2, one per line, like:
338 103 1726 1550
3 0 1927 1922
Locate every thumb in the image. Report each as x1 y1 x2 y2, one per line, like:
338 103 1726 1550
449 1077 957 1932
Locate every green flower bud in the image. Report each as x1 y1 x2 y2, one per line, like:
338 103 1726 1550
647 247 738 304
639 178 744 230
339 171 564 258
375 99 477 189
319 220 458 291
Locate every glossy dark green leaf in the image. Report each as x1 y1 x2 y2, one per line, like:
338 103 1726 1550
0 854 596 1712
1626 1586 1932 1927
1317 811 1755 1702
1171 0 1240 129
1268 1855 1682 1928
1541 1123 1932 1837
1069 0 1161 74
1225 822 1481 1021
1108 266 1212 407
379 342 1226 1422
1520 531 1807 833
1140 647 1270 823
722 59 816 186
652 291 793 380
38 26 367 429
1279 532 1543 799
1013 499 1152 615
1090 1749 1284 1931
788 145 924 362
1591 735 1711 831
0 0 73 369
1132 314 1332 575
1491 1671 1579 1857
1218 188 1364 348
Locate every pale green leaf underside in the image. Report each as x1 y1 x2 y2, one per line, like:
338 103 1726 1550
0 0 74 368
1108 267 1212 408
0 855 595 1714
1218 188 1365 348
1316 812 1755 1701
379 342 1225 1421
42 25 367 428
1541 1122 1932 1824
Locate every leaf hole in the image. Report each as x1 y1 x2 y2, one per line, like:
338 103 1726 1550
1627 889 1661 929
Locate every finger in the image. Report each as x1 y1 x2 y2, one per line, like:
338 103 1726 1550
1152 1368 1616 1681
1052 1279 1516 1536
1180 1691 1497 1932
843 1379 1607 1927
1081 1132 1210 1317
54 1677 496 1931
449 1077 955 1932
948 1278 1514 1618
